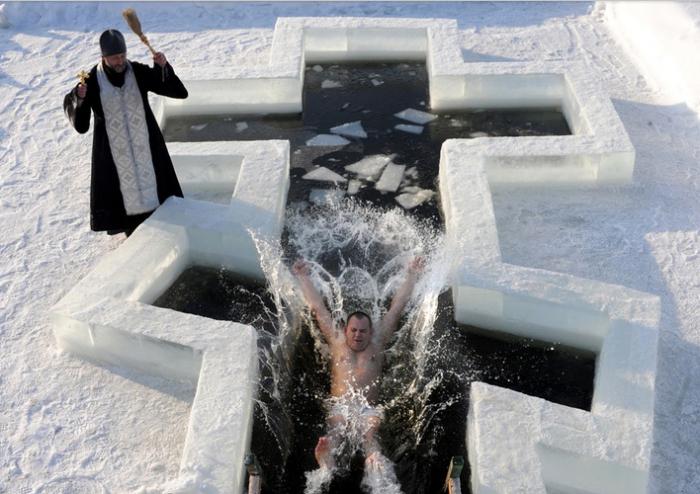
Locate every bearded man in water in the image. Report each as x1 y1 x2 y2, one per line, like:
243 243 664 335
292 256 424 483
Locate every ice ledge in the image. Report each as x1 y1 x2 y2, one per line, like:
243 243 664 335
154 17 635 187
50 141 291 493
439 138 659 493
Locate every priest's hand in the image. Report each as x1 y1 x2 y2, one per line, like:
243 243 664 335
153 52 167 68
76 83 87 99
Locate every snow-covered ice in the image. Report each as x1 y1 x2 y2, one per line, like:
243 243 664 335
303 167 347 183
4 2 700 493
330 120 367 138
394 108 438 125
305 134 351 147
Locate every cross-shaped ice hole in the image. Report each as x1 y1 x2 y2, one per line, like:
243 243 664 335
164 61 572 227
52 16 658 493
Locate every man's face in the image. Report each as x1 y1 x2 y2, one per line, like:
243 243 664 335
344 315 372 352
104 52 127 73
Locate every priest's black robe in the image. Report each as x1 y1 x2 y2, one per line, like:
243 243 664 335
63 61 187 233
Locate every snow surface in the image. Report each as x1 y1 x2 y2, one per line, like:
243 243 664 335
2 2 700 493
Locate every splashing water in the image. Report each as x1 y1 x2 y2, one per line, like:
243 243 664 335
251 197 457 493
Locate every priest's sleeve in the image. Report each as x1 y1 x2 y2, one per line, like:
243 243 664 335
144 62 188 99
63 85 91 134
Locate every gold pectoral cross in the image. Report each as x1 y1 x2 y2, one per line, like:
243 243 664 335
77 70 90 85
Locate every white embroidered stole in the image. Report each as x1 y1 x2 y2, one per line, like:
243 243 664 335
97 61 159 215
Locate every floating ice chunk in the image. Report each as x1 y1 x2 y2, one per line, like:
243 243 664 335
395 108 438 125
405 167 419 179
345 155 393 179
0 5 9 29
310 188 345 206
312 64 323 72
341 102 350 110
306 134 350 147
395 189 435 209
375 164 406 192
331 121 367 139
190 123 207 131
371 79 384 86
321 79 342 89
347 180 362 195
449 119 462 127
303 167 347 183
469 131 489 138
395 124 424 135
235 122 248 132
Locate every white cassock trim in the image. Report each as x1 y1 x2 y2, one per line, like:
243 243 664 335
97 61 159 215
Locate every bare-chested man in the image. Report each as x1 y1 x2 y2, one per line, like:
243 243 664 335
292 257 424 478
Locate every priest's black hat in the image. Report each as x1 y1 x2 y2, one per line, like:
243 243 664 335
99 29 126 56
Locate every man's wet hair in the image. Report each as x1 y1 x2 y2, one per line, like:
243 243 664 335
345 310 373 329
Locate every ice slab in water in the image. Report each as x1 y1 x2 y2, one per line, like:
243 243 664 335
371 78 384 86
312 65 323 72
310 188 345 206
303 167 347 183
375 163 406 192
470 131 489 138
236 122 248 132
395 124 424 135
190 123 207 131
331 121 367 139
347 179 362 195
321 80 343 89
306 134 351 147
405 167 419 179
395 108 438 125
395 188 435 209
344 154 393 179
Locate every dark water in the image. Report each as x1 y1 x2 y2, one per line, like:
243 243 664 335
164 62 570 227
152 266 595 494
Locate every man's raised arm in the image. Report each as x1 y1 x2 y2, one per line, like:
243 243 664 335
292 259 336 344
380 256 424 345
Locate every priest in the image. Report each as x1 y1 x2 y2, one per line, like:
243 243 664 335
64 29 188 236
